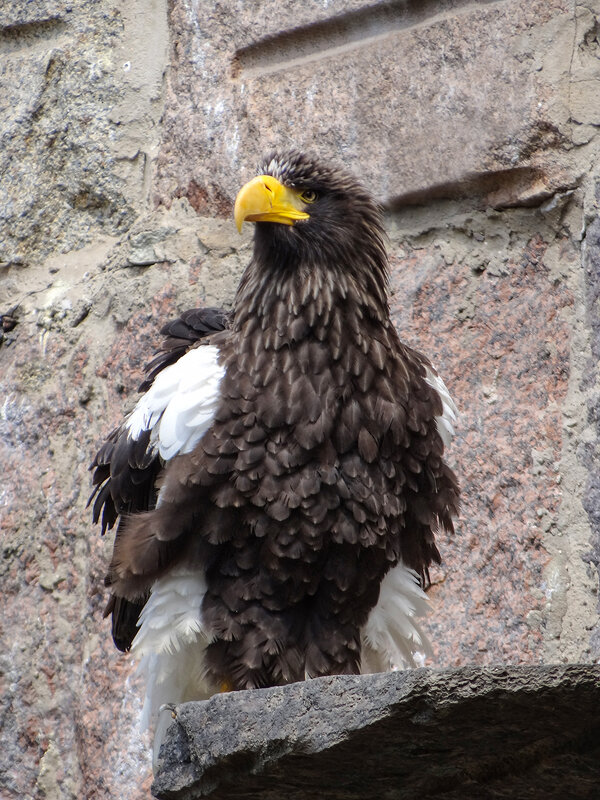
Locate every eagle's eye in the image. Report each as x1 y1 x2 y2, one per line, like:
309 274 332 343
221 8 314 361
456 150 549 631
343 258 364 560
299 189 318 204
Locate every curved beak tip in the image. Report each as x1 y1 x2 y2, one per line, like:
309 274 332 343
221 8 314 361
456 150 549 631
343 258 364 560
233 174 310 231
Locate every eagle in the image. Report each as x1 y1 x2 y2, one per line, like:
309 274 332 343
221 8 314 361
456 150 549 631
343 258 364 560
90 151 459 758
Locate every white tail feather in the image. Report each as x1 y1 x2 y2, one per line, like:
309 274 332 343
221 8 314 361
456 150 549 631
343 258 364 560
131 569 216 766
361 561 432 673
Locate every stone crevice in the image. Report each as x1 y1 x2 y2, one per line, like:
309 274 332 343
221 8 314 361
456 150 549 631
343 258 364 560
231 0 507 79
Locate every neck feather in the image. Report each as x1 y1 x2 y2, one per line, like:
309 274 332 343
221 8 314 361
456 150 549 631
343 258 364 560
233 232 390 340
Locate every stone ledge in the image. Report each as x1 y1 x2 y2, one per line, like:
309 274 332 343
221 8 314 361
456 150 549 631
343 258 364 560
152 664 600 799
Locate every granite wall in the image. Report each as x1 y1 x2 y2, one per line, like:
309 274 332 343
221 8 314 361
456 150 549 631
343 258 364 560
1 1 600 798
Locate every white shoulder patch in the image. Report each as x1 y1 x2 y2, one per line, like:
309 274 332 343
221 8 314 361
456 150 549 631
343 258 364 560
424 365 458 448
125 344 225 461
361 561 432 673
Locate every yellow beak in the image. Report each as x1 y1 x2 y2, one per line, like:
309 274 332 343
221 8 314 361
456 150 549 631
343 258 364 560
234 174 310 232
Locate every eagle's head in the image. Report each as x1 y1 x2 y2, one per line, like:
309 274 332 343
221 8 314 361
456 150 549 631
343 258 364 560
234 150 387 280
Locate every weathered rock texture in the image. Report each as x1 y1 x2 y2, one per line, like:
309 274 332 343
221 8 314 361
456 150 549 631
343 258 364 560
152 665 600 799
2 0 600 798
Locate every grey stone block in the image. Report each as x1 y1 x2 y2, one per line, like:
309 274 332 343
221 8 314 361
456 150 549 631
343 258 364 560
156 0 573 211
153 665 600 799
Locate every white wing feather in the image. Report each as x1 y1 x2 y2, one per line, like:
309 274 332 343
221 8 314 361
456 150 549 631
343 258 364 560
125 344 225 460
424 365 458 448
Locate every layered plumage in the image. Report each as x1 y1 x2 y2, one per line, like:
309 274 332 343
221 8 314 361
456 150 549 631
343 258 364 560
90 151 459 753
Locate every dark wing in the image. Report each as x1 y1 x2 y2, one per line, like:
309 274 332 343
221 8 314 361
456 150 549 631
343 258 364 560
140 307 231 392
89 306 230 651
396 344 459 587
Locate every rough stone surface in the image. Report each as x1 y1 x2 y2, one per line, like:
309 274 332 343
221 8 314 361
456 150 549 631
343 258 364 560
582 207 600 658
152 665 600 799
156 0 575 210
0 0 167 265
2 1 600 798
388 215 575 666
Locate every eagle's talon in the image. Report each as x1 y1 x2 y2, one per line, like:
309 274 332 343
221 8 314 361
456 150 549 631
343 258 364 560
159 703 178 719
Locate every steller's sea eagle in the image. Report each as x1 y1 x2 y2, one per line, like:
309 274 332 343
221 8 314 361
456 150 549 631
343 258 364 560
90 151 459 758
